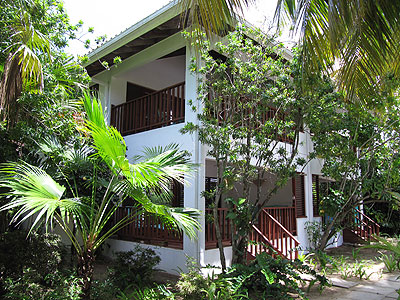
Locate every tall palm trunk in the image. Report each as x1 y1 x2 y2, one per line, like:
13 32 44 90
0 53 22 127
77 249 95 300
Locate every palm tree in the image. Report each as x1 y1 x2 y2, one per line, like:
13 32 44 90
0 93 200 299
179 0 254 38
180 0 400 102
274 0 400 102
0 5 50 126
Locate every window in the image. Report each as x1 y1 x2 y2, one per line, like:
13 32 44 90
312 175 320 217
293 174 306 217
205 177 218 208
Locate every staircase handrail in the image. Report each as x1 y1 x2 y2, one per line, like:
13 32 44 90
251 224 285 258
354 208 380 229
262 209 300 245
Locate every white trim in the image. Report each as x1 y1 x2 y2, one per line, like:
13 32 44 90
85 0 183 66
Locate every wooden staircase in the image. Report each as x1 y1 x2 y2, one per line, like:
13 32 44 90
248 209 299 260
343 208 380 244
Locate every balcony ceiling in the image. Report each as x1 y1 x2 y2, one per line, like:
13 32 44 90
85 15 185 77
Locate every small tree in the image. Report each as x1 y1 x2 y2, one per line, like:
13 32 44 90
305 77 400 250
183 27 323 266
0 93 200 299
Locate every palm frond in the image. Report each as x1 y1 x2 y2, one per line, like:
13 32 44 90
275 0 400 103
0 162 83 234
179 0 254 38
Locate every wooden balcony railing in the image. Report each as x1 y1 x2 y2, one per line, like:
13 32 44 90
205 208 232 249
114 206 183 249
110 82 185 136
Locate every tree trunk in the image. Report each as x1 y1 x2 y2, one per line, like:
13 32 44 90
77 249 95 300
232 234 248 264
213 206 227 271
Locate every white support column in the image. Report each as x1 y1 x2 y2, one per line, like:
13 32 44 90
296 131 315 251
183 44 206 269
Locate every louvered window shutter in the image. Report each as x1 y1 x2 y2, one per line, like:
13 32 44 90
172 181 184 207
294 174 306 217
312 175 320 217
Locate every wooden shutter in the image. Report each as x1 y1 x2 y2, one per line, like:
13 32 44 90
312 175 320 217
172 181 184 207
293 174 306 217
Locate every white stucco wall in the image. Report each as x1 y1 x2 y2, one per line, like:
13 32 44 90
103 239 188 275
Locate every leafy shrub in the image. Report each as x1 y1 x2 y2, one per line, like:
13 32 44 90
3 269 82 300
109 246 161 290
0 230 63 279
176 258 209 299
0 230 64 297
91 278 119 300
118 284 175 300
176 258 249 300
223 253 329 299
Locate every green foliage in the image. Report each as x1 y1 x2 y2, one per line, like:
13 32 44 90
363 236 400 270
0 94 199 298
303 62 400 249
379 253 398 273
182 26 330 264
0 230 83 299
119 284 175 300
176 258 209 299
109 247 161 290
3 270 82 300
224 253 329 299
305 221 325 250
0 230 63 281
90 278 119 300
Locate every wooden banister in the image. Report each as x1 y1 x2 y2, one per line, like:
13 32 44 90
352 208 380 240
248 225 279 259
253 209 299 260
205 208 232 249
114 206 183 249
206 207 299 260
111 82 185 136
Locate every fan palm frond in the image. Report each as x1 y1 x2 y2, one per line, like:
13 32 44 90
0 10 50 125
0 162 83 234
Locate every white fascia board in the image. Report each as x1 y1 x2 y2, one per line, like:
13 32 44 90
85 0 182 66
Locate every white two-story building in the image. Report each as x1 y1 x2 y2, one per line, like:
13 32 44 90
84 1 345 274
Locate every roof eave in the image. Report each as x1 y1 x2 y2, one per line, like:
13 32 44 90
84 0 182 67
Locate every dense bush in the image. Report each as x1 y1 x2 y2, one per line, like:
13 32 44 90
3 270 82 300
0 230 84 299
0 231 63 284
174 253 328 300
108 246 161 290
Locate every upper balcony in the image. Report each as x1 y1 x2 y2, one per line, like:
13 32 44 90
110 81 185 136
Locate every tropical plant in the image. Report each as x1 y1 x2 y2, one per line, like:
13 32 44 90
0 93 200 299
0 1 50 126
179 0 253 39
363 235 400 270
275 0 400 103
